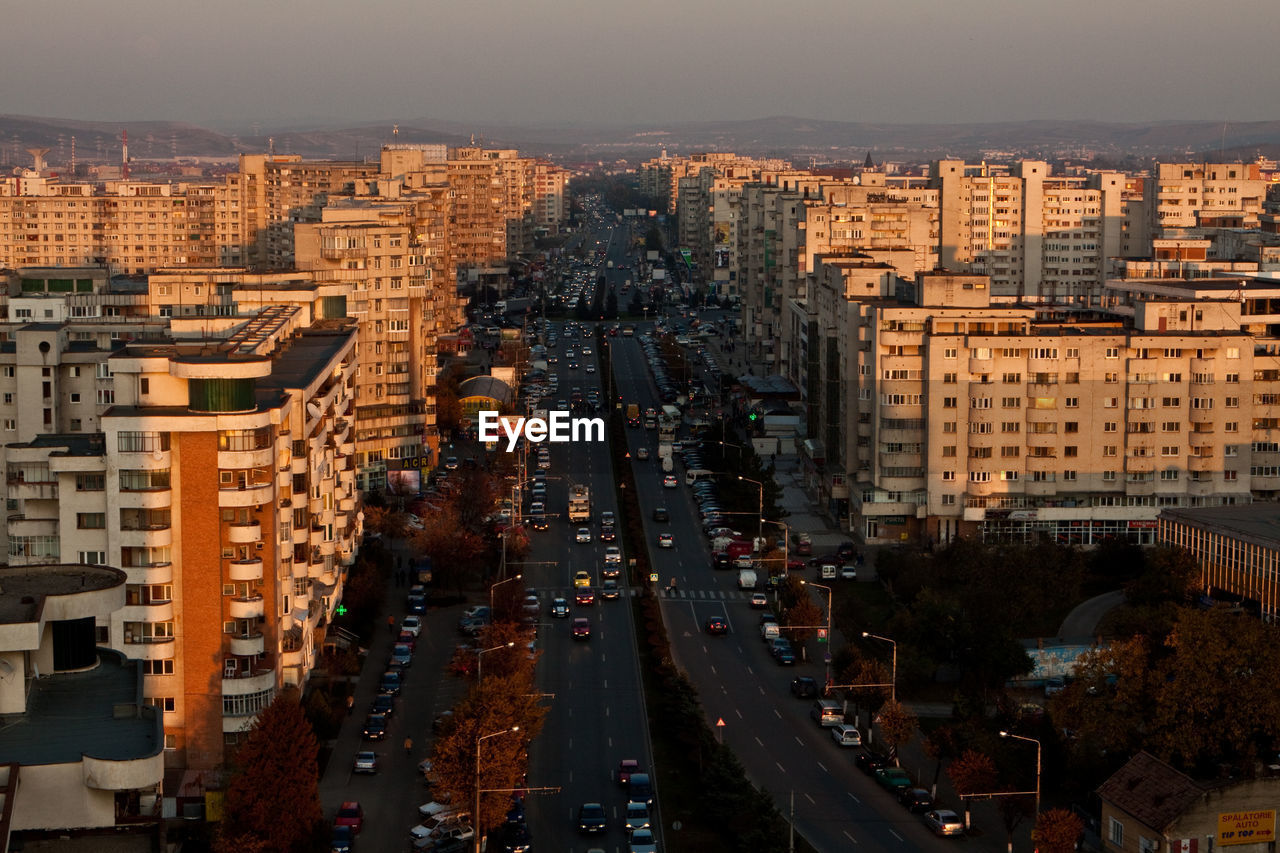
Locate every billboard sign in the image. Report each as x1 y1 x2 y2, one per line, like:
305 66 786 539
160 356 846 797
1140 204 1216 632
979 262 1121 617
1218 811 1276 846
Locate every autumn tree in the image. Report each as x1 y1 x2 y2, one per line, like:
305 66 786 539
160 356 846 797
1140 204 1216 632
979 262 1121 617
218 688 323 853
836 654 892 718
782 592 826 661
948 749 998 829
876 700 918 765
412 502 488 593
923 725 960 789
1033 808 1085 853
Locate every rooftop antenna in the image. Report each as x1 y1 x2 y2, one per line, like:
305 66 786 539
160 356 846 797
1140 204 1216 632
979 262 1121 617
268 136 275 156
26 147 50 172
121 130 129 179
70 136 76 174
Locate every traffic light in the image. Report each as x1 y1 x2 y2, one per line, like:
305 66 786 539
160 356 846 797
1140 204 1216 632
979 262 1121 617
748 412 758 422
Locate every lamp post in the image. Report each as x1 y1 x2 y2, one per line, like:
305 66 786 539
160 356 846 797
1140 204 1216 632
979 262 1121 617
475 726 520 853
861 631 897 704
489 574 524 613
737 475 764 535
999 730 1041 819
801 580 833 684
476 641 515 685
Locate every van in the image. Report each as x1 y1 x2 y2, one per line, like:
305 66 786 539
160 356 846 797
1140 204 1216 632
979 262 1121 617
819 563 838 580
810 699 844 727
760 620 780 641
685 468 714 486
737 568 757 590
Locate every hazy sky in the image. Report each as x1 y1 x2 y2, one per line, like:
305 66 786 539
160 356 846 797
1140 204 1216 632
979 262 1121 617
3 0 1277 129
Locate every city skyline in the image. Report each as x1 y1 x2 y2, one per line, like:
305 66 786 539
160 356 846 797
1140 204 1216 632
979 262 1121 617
2 0 1278 129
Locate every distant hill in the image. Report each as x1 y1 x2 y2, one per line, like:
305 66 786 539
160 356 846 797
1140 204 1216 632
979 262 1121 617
2 113 1278 167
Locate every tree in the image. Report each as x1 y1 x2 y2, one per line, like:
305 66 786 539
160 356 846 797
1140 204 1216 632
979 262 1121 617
645 226 664 253
923 725 959 789
1125 545 1198 607
605 288 618 319
999 796 1035 853
218 688 323 853
948 749 998 829
1033 808 1085 853
782 594 825 661
412 502 488 593
876 700 918 765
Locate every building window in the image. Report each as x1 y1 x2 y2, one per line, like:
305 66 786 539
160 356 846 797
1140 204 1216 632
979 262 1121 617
76 473 105 491
78 550 106 565
1109 819 1124 846
147 696 176 712
76 512 106 529
223 688 276 717
942 471 955 481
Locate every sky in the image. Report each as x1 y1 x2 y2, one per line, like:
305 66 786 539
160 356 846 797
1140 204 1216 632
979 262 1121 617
2 0 1277 130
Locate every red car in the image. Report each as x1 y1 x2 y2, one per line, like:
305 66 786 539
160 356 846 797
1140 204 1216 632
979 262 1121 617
397 631 417 651
575 588 596 606
335 801 364 833
616 759 640 785
572 617 591 640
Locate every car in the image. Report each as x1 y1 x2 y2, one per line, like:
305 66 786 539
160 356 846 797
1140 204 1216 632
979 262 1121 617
839 565 858 581
585 364 596 374
401 615 423 637
417 801 456 820
352 750 378 774
371 694 395 718
396 630 417 651
389 644 413 668
490 822 532 853
378 671 403 696
444 456 459 470
616 759 640 785
601 579 621 599
335 801 365 833
330 823 355 853
551 597 570 618
637 447 650 460
624 800 651 834
774 645 797 665
574 571 592 588
462 604 491 621
576 527 592 543
629 828 658 853
522 595 540 615
575 588 596 606
577 802 608 834
875 767 914 793
604 546 622 564
572 617 591 639
601 564 621 580
457 616 488 637
856 749 891 776
832 723 863 747
652 507 669 522
628 772 654 805
600 526 617 542
657 533 674 548
899 787 935 813
923 808 966 837
749 592 768 608
790 676 819 699
362 713 388 741
662 474 678 488
411 824 475 849
704 616 729 635
406 593 427 614
600 512 615 526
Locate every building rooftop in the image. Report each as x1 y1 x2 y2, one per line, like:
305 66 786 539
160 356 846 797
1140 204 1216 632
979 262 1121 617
0 651 162 765
20 433 106 457
0 565 125 625
1161 503 1280 548
258 325 356 393
1097 751 1209 831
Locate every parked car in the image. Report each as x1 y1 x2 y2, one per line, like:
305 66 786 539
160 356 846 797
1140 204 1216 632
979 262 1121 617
629 828 658 853
923 809 966 837
330 824 355 853
335 801 365 833
899 787 934 813
874 767 914 793
790 676 819 699
856 750 890 775
832 723 863 747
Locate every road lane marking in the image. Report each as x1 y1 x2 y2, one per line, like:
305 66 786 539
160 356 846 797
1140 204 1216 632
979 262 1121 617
775 762 786 773
843 830 858 845
774 709 782 718
603 679 607 689
817 761 828 772
803 793 815 805
735 709 743 719
889 830 903 842
755 736 764 747
710 666 717 675
746 665 753 675
760 686 766 694
794 736 804 746
847 793 860 804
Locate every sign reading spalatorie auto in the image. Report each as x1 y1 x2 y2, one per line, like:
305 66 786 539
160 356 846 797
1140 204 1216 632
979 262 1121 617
1217 810 1276 846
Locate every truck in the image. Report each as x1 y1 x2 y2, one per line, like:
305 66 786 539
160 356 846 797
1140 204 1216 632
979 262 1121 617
737 568 758 590
658 406 679 443
626 403 641 427
726 540 754 560
568 484 591 523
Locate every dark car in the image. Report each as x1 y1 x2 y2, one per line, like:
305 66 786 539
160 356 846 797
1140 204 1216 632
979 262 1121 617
572 617 591 639
600 526 617 543
790 676 819 699
836 540 857 560
330 824 355 853
378 671 403 696
575 588 596 606
362 714 388 741
628 772 654 805
899 787 934 813
371 694 394 718
616 759 640 785
407 594 427 615
389 644 413 668
856 749 890 775
491 822 532 853
704 616 729 635
652 507 669 522
577 802 608 834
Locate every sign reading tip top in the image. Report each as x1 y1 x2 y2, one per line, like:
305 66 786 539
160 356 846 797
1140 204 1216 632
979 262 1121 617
477 410 605 452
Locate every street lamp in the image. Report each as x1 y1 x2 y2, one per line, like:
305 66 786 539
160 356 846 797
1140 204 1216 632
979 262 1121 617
861 631 897 704
489 574 524 612
737 475 764 533
475 726 520 853
476 641 515 685
999 730 1041 819
801 580 833 684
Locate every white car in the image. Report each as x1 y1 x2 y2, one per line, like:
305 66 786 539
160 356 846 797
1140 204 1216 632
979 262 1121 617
657 533 674 549
604 546 622 564
662 475 678 488
576 527 592 543
832 723 863 747
401 616 422 637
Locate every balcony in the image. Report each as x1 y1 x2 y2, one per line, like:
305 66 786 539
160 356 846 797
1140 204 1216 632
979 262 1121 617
228 557 264 581
1188 455 1216 472
221 666 276 696
227 521 262 544
122 637 174 661
219 482 273 508
120 601 174 623
218 446 275 470
117 488 171 509
8 480 58 501
126 563 173 586
229 595 265 619
291 560 309 579
6 515 58 538
228 633 265 656
1190 409 1215 425
118 526 173 548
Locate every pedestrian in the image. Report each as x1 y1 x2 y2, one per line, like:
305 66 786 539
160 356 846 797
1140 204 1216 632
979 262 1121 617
345 694 354 716
387 615 396 635
404 736 413 757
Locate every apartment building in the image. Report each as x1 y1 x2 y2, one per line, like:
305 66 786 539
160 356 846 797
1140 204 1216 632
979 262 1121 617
1 311 360 776
1147 162 1266 234
800 270 1279 545
255 155 380 268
